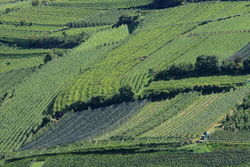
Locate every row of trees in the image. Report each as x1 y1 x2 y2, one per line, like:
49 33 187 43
67 85 135 111
152 0 184 9
151 0 249 9
28 31 90 49
154 55 250 81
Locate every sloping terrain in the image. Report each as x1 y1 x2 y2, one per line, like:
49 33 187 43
0 0 250 166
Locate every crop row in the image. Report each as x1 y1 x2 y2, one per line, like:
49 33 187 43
55 17 250 111
0 6 100 25
142 1 250 30
144 74 250 94
0 67 35 106
121 72 149 93
54 23 198 111
190 13 250 34
116 32 250 95
153 33 250 71
20 100 147 151
141 86 250 138
50 0 152 9
10 148 250 167
0 42 115 152
210 129 250 142
0 56 43 73
100 92 201 139
0 43 47 55
186 29 250 37
67 8 139 28
0 0 29 14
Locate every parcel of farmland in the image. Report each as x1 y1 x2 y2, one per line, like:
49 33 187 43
0 0 250 166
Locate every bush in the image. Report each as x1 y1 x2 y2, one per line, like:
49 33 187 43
31 0 39 6
243 59 250 74
43 50 58 63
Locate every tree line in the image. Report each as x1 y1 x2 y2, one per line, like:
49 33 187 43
28 31 90 49
154 55 250 81
151 0 250 9
66 85 135 112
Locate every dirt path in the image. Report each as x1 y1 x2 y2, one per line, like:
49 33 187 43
195 114 227 141
206 114 227 133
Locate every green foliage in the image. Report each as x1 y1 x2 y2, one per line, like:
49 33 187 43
118 85 134 102
152 0 184 9
142 2 250 29
106 92 200 138
195 55 220 75
221 60 240 74
5 8 10 13
211 130 250 142
31 0 39 6
0 6 100 25
0 67 36 107
20 101 147 151
1 1 250 160
67 9 139 28
0 56 43 73
0 45 113 152
43 50 57 63
113 14 140 33
221 94 250 131
15 148 250 167
243 59 250 74
141 87 250 138
49 0 153 9
144 75 250 98
154 62 193 80
28 31 90 48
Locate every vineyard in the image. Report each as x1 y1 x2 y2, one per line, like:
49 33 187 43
49 0 153 9
0 6 100 25
0 45 114 152
5 147 250 167
0 0 250 166
141 87 250 138
0 67 35 106
144 74 250 95
20 100 147 151
0 56 43 73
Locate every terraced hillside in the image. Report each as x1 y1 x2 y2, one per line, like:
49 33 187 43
54 1 250 111
0 0 250 166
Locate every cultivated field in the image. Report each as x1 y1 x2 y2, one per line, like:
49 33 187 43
0 0 250 166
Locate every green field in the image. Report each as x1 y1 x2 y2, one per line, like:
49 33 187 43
0 6 100 25
54 21 250 111
50 0 153 9
0 0 250 166
144 75 250 94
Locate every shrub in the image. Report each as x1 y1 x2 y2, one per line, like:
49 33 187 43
31 0 39 6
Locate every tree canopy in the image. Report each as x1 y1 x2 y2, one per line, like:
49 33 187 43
152 0 184 9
